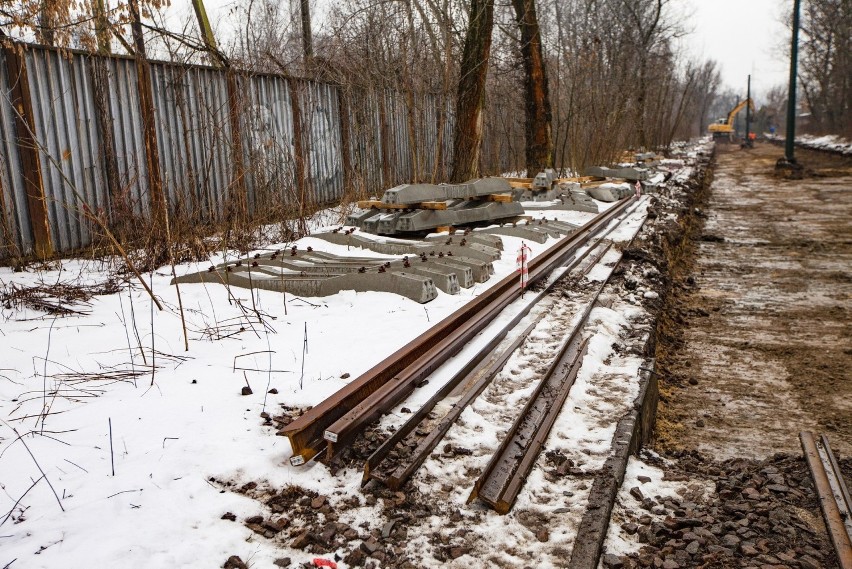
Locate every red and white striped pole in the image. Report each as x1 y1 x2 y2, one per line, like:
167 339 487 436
517 242 532 294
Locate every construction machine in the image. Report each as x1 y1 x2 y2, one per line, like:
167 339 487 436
708 98 755 140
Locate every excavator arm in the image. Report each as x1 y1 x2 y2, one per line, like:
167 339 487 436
708 97 755 135
726 98 755 126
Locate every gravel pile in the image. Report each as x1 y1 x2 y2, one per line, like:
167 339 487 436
604 453 847 569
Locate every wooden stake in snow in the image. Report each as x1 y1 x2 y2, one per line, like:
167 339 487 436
109 418 115 476
299 322 309 389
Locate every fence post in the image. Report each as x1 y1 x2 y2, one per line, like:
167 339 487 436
2 42 53 259
129 0 167 231
336 85 354 198
287 78 309 234
0 163 20 261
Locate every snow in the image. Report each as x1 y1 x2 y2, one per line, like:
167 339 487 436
796 134 852 155
0 204 614 567
0 155 702 567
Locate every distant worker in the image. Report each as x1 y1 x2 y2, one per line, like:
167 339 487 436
769 125 776 136
749 132 757 141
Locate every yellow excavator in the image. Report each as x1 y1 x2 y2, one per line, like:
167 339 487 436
708 98 755 140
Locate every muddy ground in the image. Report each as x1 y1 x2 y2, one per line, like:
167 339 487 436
603 142 852 569
656 142 852 458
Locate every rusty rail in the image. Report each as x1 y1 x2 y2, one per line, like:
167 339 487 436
466 257 614 513
799 432 852 569
362 237 617 490
466 200 648 513
282 197 635 466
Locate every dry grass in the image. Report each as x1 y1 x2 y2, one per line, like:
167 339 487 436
0 278 122 317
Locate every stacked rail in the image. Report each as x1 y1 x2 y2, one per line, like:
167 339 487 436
362 217 623 493
282 198 635 467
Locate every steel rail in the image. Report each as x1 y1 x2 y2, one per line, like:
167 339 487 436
322 202 640 461
282 197 635 466
467 199 650 513
799 432 852 569
470 336 589 513
467 275 603 513
324 202 638 461
363 237 618 489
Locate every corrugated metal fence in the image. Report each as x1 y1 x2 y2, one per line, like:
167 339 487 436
0 42 453 260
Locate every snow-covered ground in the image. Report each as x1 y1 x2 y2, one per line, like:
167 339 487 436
0 203 612 567
796 134 852 155
765 133 852 155
0 153 708 568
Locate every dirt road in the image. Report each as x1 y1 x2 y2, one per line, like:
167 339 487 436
658 142 852 458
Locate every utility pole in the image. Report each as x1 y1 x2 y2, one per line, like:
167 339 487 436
191 0 219 61
745 75 752 148
778 0 802 171
300 0 313 59
190 0 248 222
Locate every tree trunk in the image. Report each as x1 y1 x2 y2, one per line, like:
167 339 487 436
511 0 553 175
300 0 313 59
450 0 494 182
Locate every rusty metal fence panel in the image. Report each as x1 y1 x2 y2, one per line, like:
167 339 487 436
0 42 454 260
26 49 102 252
0 50 33 258
345 88 385 196
103 55 149 217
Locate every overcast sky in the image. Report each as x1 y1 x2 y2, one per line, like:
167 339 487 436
680 0 791 100
188 0 792 102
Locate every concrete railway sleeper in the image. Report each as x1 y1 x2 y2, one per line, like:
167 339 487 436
282 196 638 466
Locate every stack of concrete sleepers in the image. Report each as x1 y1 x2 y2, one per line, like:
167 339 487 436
347 178 524 235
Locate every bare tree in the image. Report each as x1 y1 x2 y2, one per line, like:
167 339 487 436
451 0 495 182
511 0 552 174
799 0 851 136
693 60 722 137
